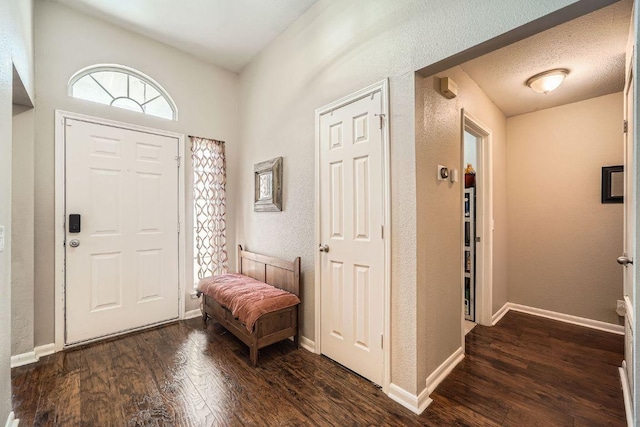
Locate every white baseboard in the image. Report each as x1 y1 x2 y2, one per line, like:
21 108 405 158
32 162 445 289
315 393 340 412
619 365 634 427
184 309 202 320
388 347 463 414
35 343 55 359
491 302 510 326
507 303 624 335
299 336 315 353
388 383 432 415
5 411 19 427
624 296 634 328
11 343 56 368
425 347 464 394
10 351 37 368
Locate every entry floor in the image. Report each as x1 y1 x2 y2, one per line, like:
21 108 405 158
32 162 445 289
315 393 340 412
12 311 625 426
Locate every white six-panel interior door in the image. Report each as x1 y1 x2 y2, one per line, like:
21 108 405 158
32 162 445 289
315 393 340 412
619 4 638 423
622 58 635 413
317 82 388 386
63 117 180 345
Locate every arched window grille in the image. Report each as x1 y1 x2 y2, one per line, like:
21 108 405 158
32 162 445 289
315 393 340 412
68 64 178 120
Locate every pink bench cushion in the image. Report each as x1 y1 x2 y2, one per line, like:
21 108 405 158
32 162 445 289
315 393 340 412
197 273 300 332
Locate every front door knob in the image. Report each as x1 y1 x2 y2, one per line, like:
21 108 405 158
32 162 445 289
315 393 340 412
319 244 329 253
617 255 633 266
69 239 80 248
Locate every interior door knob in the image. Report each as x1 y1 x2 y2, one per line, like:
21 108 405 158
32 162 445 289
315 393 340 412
617 255 633 266
319 244 329 253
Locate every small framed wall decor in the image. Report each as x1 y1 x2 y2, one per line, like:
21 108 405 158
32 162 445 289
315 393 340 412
254 157 283 212
601 165 623 204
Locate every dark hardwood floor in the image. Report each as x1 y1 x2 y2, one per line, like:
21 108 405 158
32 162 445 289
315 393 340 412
12 311 626 426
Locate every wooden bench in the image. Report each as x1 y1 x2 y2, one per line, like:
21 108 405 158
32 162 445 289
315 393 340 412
199 245 301 366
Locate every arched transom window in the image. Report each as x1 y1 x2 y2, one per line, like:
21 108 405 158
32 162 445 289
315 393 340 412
69 64 178 120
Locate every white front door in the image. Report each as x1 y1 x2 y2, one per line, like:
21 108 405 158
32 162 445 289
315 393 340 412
318 87 385 385
65 118 180 345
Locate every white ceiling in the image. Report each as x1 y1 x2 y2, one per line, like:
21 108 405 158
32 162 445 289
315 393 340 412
53 0 319 73
53 0 631 110
460 0 632 117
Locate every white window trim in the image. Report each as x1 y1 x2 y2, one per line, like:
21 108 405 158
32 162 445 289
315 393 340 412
68 63 179 121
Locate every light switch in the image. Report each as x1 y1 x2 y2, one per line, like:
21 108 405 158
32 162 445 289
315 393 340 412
0 226 4 253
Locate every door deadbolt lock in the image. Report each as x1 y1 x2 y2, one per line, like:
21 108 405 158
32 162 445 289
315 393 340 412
69 239 80 248
69 214 81 233
319 244 329 253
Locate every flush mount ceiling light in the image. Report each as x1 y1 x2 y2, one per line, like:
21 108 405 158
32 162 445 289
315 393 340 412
526 69 569 94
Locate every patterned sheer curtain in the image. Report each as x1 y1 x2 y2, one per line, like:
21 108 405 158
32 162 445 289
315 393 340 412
191 136 228 281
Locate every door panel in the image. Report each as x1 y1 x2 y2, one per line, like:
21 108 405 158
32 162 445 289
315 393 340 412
624 69 634 304
623 65 635 404
319 91 384 385
65 119 179 345
623 4 637 418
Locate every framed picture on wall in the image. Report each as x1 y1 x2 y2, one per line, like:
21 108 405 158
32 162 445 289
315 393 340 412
601 165 623 204
254 156 283 212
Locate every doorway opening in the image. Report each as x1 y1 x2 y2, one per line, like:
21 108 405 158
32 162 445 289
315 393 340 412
461 112 493 334
415 0 631 408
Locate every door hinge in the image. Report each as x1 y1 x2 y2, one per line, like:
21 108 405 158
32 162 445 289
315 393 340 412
624 120 628 134
375 113 385 130
175 156 182 167
381 225 384 239
381 334 384 349
177 222 181 233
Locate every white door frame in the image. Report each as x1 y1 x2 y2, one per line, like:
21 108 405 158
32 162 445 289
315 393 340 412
461 110 493 331
54 110 187 351
630 25 640 420
314 79 391 393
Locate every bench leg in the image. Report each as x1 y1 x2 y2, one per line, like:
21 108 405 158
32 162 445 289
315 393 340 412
200 298 208 322
250 345 258 366
293 334 300 349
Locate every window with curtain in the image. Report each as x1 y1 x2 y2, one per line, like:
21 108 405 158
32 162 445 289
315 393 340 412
191 136 227 285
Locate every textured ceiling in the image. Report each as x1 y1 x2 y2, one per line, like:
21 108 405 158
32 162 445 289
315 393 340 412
460 0 632 117
52 0 319 73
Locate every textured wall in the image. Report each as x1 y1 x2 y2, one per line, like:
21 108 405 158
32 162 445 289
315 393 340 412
0 1 13 418
1 0 35 421
10 0 35 359
12 105 35 355
416 67 508 383
10 0 34 102
235 0 582 394
507 93 624 324
33 0 239 346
